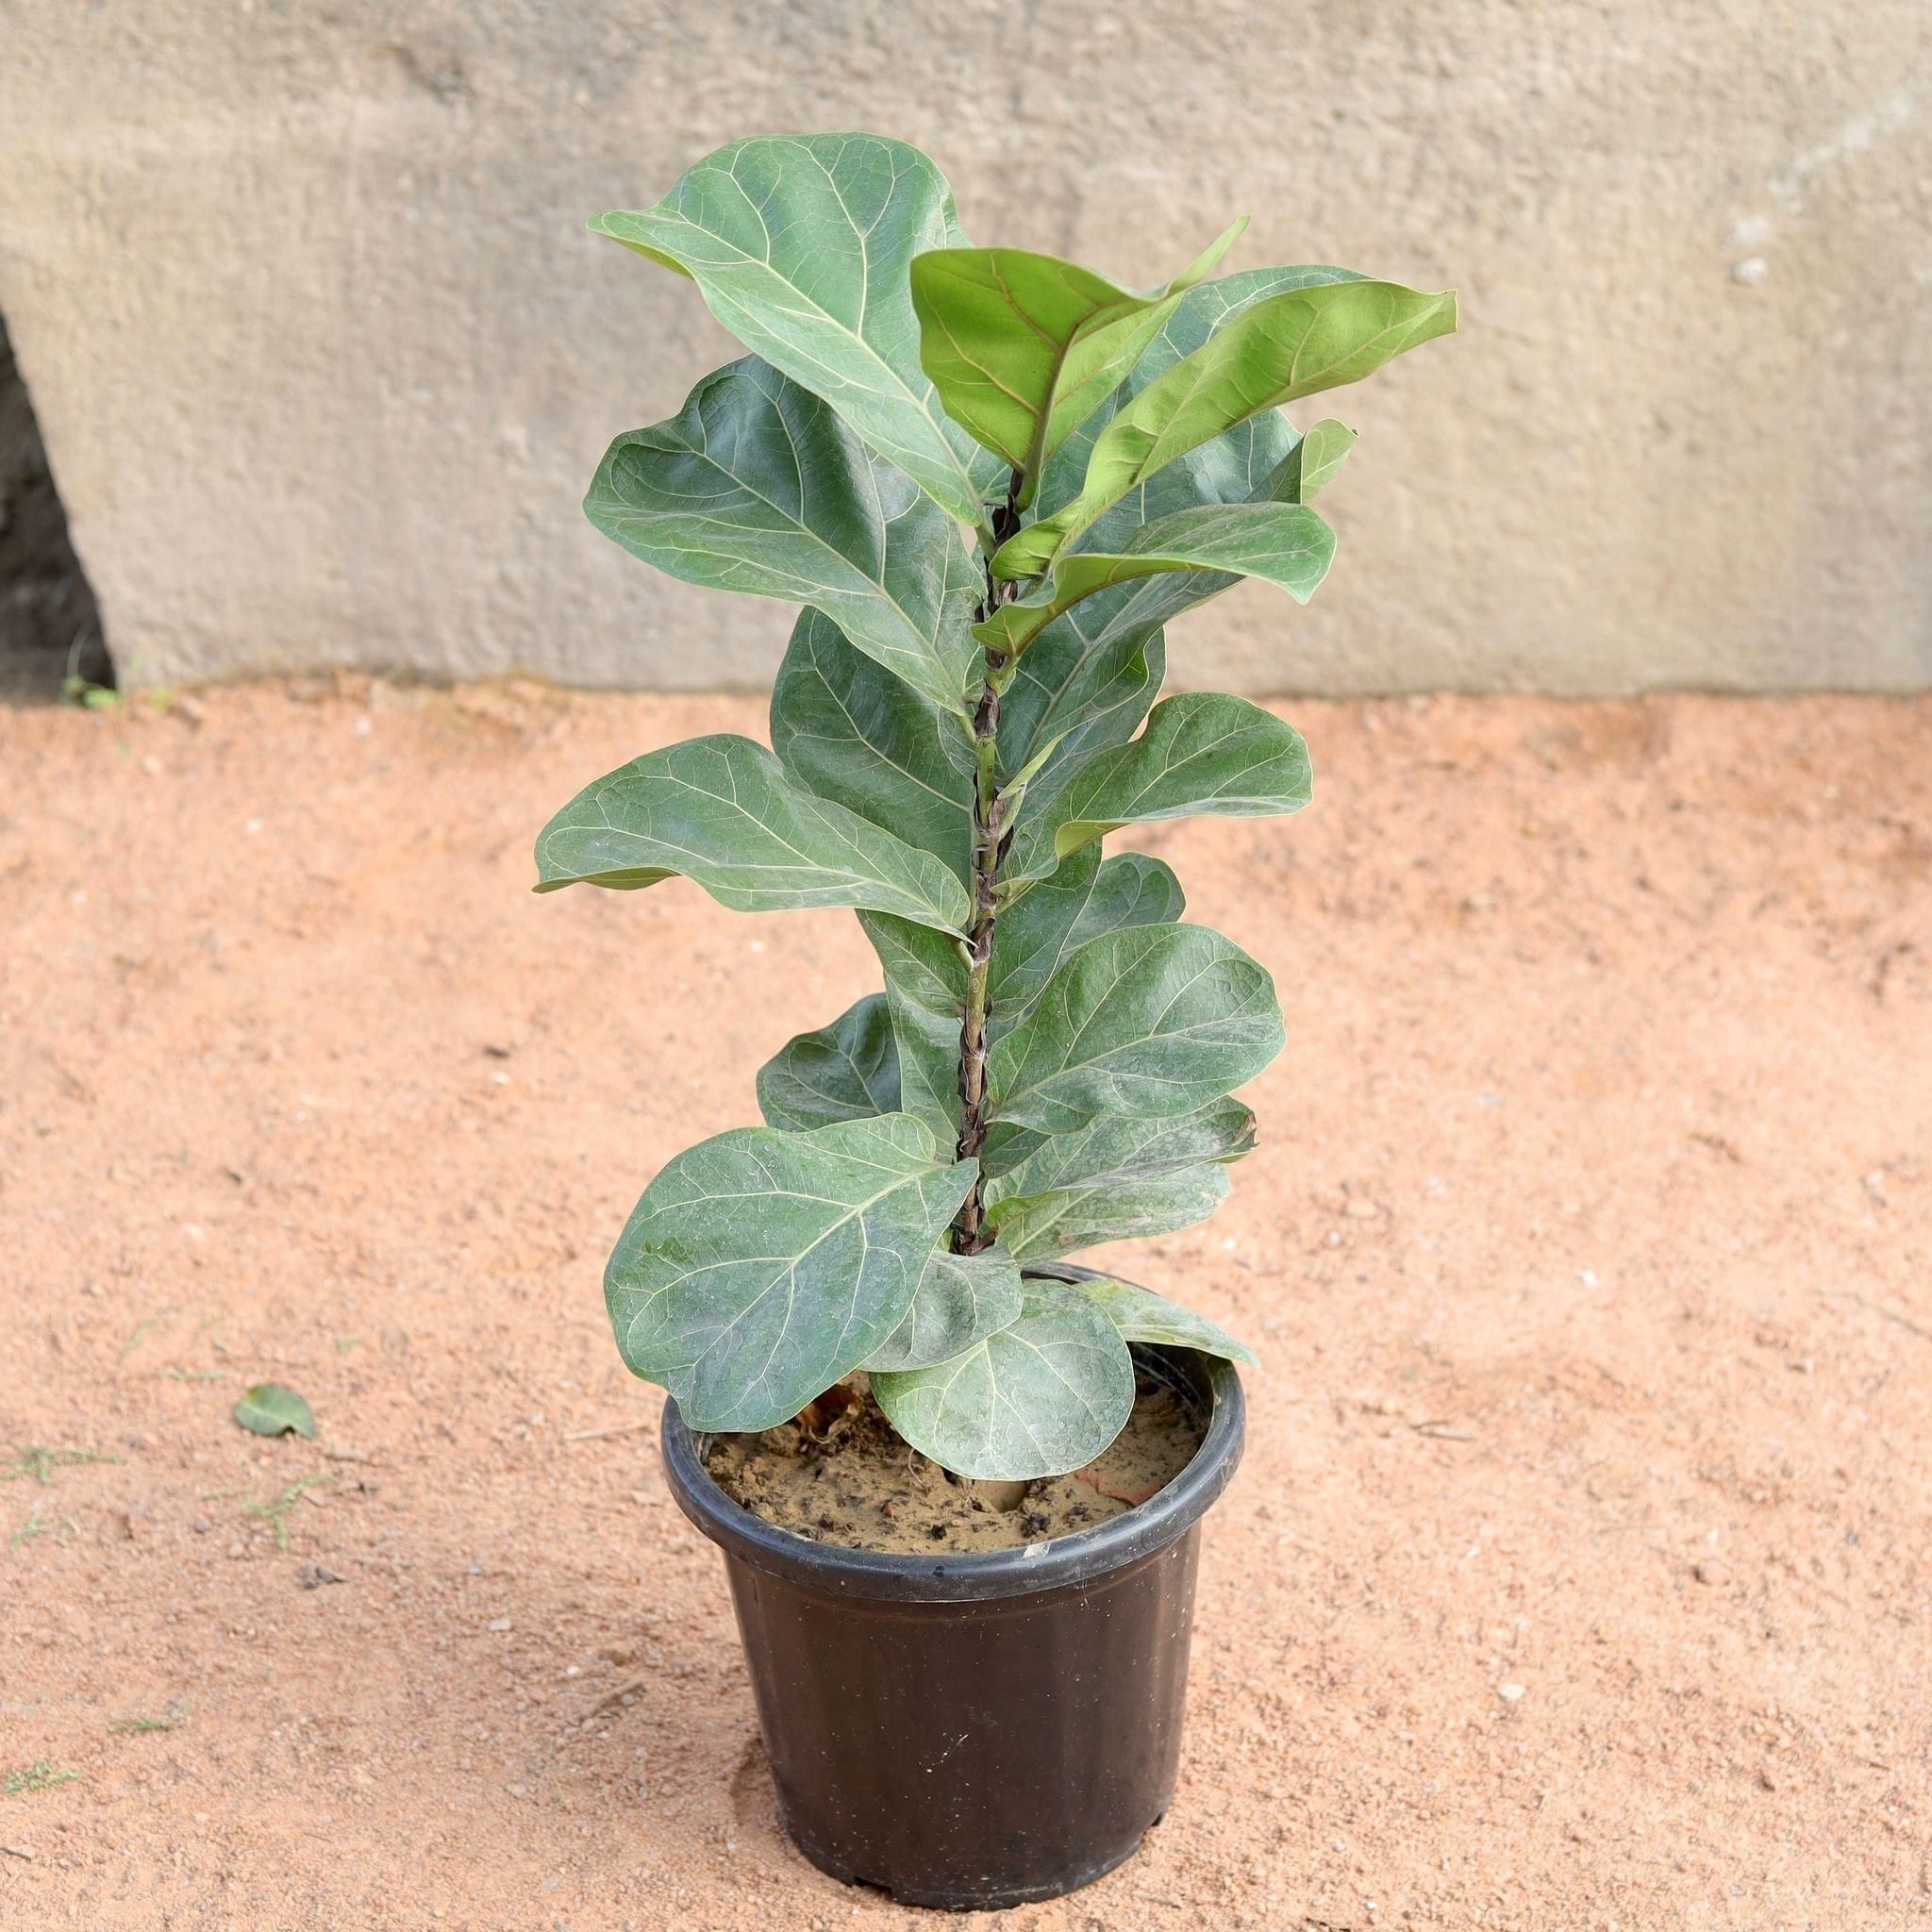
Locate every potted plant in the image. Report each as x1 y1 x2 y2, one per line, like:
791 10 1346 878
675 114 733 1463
536 132 1455 1909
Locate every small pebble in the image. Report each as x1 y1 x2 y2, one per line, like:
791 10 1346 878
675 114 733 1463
1693 1559 1723 1585
192 1519 211 1535
489 1617 512 1632
1497 1682 1525 1703
226 1541 245 1559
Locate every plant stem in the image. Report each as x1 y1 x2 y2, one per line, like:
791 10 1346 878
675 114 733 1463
952 479 1024 1253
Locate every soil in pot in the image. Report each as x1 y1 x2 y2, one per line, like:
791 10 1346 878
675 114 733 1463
705 1371 1204 1554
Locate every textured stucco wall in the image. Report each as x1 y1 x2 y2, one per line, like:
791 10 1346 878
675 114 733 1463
1 2 1927 695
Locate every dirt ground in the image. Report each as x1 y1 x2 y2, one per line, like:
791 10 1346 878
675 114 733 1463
3 680 1929 1931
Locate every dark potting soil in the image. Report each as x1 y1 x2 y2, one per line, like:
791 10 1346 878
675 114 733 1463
704 1374 1205 1553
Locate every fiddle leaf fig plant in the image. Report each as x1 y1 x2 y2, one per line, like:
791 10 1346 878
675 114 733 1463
539 133 1456 1482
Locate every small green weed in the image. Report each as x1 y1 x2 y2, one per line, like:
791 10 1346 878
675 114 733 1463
242 1474 337 1550
1 1444 119 1485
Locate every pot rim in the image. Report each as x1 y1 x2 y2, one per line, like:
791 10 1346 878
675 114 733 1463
658 1267 1246 1604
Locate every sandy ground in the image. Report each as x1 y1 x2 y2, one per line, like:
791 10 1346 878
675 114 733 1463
2 680 1929 1932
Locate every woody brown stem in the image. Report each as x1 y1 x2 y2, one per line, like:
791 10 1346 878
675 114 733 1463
951 477 1024 1253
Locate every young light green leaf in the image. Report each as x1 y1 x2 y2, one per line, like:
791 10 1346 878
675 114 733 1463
1270 418 1357 503
974 502 1336 657
757 993 902 1132
871 1279 1133 1480
989 922 1285 1133
991 1163 1231 1259
534 734 972 936
910 220 1244 502
983 1101 1256 1257
587 358 982 717
770 609 977 884
1030 1266 1258 1366
1007 693 1312 886
994 274 1346 788
606 1114 974 1432
591 135 1006 527
860 1246 1024 1373
996 278 1457 576
234 1385 315 1441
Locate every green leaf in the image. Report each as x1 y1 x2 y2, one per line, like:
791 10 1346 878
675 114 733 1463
997 618 1167 792
591 135 1005 528
1029 1266 1257 1365
993 1164 1231 1258
994 273 1346 789
1270 417 1356 503
989 921 1284 1133
871 1278 1133 1479
974 502 1336 658
534 734 971 936
606 1114 974 1432
586 358 982 716
860 1246 1024 1373
988 846 1185 1024
996 277 1457 576
1007 693 1311 887
853 846 1188 1135
757 993 901 1131
984 1101 1256 1258
909 220 1243 503
234 1385 314 1441
770 609 976 884
856 912 967 1141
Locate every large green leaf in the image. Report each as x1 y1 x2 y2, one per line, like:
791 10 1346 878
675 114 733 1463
974 502 1335 658
534 734 972 935
587 358 982 716
1006 693 1311 887
860 1246 1024 1373
606 1114 975 1432
996 277 1457 576
1027 1265 1257 1365
855 846 1189 1136
986 846 1184 1024
988 921 1284 1133
993 1164 1231 1259
757 992 901 1131
769 609 977 884
997 618 1168 792
591 135 1006 528
871 1278 1133 1479
983 1101 1255 1258
909 221 1243 503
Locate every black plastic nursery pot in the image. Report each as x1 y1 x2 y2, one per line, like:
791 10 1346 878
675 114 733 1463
658 1299 1245 1911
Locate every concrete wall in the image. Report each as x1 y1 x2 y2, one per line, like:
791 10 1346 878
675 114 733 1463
1 2 1927 696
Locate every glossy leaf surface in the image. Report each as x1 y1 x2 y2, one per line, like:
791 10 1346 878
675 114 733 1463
910 220 1243 500
997 277 1456 575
